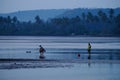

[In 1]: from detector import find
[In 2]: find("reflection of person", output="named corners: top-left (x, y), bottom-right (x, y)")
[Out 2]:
top-left (39, 45), bottom-right (46, 58)
top-left (88, 59), bottom-right (91, 67)
top-left (88, 43), bottom-right (91, 59)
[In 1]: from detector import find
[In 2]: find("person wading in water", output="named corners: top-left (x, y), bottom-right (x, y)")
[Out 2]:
top-left (39, 45), bottom-right (46, 59)
top-left (88, 43), bottom-right (91, 59)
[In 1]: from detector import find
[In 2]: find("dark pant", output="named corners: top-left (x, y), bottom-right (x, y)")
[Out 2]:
top-left (88, 50), bottom-right (91, 59)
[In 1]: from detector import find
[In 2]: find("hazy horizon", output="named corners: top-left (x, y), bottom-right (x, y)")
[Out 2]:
top-left (1, 7), bottom-right (120, 14)
top-left (0, 0), bottom-right (120, 13)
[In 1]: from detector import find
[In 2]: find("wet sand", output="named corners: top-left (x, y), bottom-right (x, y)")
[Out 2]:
top-left (0, 59), bottom-right (120, 80)
top-left (0, 59), bottom-right (120, 69)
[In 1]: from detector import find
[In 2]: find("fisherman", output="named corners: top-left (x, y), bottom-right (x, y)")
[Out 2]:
top-left (39, 45), bottom-right (46, 58)
top-left (88, 43), bottom-right (91, 59)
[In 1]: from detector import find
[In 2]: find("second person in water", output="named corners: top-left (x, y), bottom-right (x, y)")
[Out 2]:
top-left (39, 45), bottom-right (46, 58)
top-left (88, 43), bottom-right (91, 59)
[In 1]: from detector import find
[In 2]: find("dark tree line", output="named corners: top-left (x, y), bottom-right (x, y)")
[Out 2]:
top-left (0, 9), bottom-right (120, 36)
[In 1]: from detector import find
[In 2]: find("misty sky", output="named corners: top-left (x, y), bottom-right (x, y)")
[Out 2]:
top-left (0, 0), bottom-right (120, 13)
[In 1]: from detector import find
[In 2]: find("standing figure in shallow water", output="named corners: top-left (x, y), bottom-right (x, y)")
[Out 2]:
top-left (88, 43), bottom-right (91, 59)
top-left (39, 45), bottom-right (46, 59)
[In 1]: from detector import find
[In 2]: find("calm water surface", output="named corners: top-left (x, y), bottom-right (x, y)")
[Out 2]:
top-left (0, 63), bottom-right (120, 80)
top-left (0, 36), bottom-right (120, 80)
top-left (0, 36), bottom-right (120, 60)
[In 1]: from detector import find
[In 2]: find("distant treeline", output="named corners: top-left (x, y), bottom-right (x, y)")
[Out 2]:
top-left (0, 9), bottom-right (120, 36)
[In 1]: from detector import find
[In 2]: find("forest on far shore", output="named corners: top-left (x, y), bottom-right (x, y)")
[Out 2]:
top-left (0, 9), bottom-right (120, 36)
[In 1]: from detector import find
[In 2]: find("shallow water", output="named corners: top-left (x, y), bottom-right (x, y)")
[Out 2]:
top-left (0, 63), bottom-right (120, 80)
top-left (0, 36), bottom-right (120, 80)
top-left (0, 36), bottom-right (120, 60)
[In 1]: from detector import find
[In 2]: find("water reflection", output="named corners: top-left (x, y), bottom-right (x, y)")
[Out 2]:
top-left (88, 60), bottom-right (91, 67)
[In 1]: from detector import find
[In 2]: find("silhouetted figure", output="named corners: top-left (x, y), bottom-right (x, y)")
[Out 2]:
top-left (77, 53), bottom-right (80, 57)
top-left (88, 43), bottom-right (91, 59)
top-left (39, 45), bottom-right (46, 59)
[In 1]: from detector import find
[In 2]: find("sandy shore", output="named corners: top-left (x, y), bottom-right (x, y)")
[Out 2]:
top-left (0, 59), bottom-right (120, 69)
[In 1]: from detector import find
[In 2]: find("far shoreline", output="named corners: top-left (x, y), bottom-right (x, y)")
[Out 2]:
top-left (0, 35), bottom-right (120, 37)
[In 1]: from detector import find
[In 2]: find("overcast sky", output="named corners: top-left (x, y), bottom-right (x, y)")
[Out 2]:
top-left (0, 0), bottom-right (120, 13)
